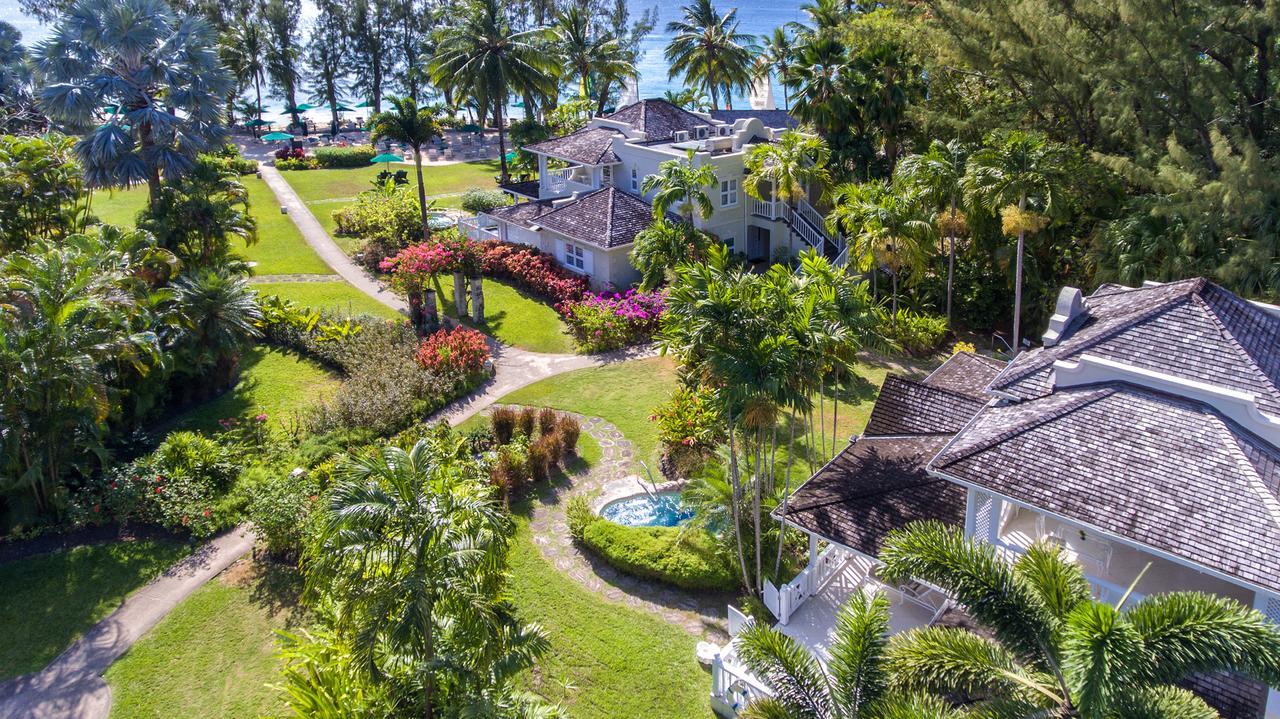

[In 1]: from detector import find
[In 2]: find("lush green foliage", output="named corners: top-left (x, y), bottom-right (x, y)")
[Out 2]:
top-left (459, 188), bottom-right (509, 214)
top-left (313, 146), bottom-right (377, 168)
top-left (879, 309), bottom-right (948, 358)
top-left (578, 518), bottom-right (736, 591)
top-left (664, 0), bottom-right (756, 112)
top-left (244, 466), bottom-right (319, 558)
top-left (332, 182), bottom-right (427, 267)
top-left (561, 288), bottom-right (665, 353)
top-left (628, 219), bottom-right (715, 291)
top-left (651, 385), bottom-right (725, 474)
top-left (0, 134), bottom-right (88, 252)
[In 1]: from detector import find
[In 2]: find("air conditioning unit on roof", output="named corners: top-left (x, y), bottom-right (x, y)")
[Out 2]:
top-left (673, 130), bottom-right (690, 142)
top-left (694, 126), bottom-right (709, 139)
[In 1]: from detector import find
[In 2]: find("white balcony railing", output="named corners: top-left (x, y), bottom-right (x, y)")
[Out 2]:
top-left (542, 167), bottom-right (597, 197)
top-left (751, 197), bottom-right (780, 219)
top-left (458, 214), bottom-right (499, 242)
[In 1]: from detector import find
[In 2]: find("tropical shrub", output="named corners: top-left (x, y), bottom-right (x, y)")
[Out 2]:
top-left (880, 309), bottom-right (948, 357)
top-left (245, 467), bottom-right (319, 559)
top-left (274, 156), bottom-right (317, 171)
top-left (565, 495), bottom-right (593, 541)
top-left (0, 133), bottom-right (88, 253)
top-left (517, 407), bottom-right (537, 438)
top-left (476, 239), bottom-right (589, 305)
top-left (526, 437), bottom-right (552, 483)
top-left (490, 407), bottom-right (517, 444)
top-left (651, 386), bottom-right (725, 476)
top-left (332, 185), bottom-right (425, 267)
top-left (556, 415), bottom-right (580, 455)
top-left (459, 188), bottom-right (508, 214)
top-left (538, 408), bottom-right (558, 436)
top-left (314, 146), bottom-right (377, 168)
top-left (578, 520), bottom-right (736, 591)
top-left (561, 288), bottom-right (665, 352)
top-left (275, 146), bottom-right (306, 161)
top-left (950, 340), bottom-right (977, 355)
top-left (414, 326), bottom-right (490, 380)
top-left (485, 407), bottom-right (580, 499)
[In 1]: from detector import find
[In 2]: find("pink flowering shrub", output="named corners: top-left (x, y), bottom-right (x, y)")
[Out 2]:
top-left (416, 326), bottom-right (491, 379)
top-left (380, 242), bottom-right (461, 293)
top-left (649, 386), bottom-right (726, 476)
top-left (476, 240), bottom-right (590, 305)
top-left (561, 288), bottom-right (665, 352)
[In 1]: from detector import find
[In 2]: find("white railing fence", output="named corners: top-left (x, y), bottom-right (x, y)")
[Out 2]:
top-left (752, 197), bottom-right (780, 219)
top-left (711, 649), bottom-right (771, 718)
top-left (458, 215), bottom-right (499, 242)
top-left (542, 167), bottom-right (596, 196)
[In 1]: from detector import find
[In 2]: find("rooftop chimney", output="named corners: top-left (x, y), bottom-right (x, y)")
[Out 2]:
top-left (1043, 287), bottom-right (1088, 347)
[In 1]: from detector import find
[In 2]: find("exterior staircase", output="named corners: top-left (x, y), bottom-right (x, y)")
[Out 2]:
top-left (783, 199), bottom-right (847, 264)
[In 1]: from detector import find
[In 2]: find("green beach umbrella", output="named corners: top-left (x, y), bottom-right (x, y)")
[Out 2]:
top-left (333, 103), bottom-right (354, 112)
top-left (262, 131), bottom-right (294, 141)
top-left (370, 152), bottom-right (402, 165)
top-left (355, 100), bottom-right (373, 108)
top-left (504, 151), bottom-right (517, 162)
top-left (100, 104), bottom-right (120, 113)
top-left (459, 123), bottom-right (483, 133)
top-left (245, 118), bottom-right (271, 128)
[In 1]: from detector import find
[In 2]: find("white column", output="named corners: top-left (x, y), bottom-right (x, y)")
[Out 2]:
top-left (963, 489), bottom-right (978, 539)
top-left (537, 154), bottom-right (548, 198)
top-left (808, 533), bottom-right (819, 567)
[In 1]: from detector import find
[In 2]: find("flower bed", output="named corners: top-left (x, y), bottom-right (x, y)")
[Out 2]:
top-left (561, 289), bottom-right (665, 353)
top-left (416, 325), bottom-right (490, 377)
top-left (475, 239), bottom-right (589, 306)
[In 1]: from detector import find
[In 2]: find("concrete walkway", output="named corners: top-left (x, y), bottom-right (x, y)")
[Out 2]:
top-left (257, 162), bottom-right (656, 428)
top-left (0, 526), bottom-right (256, 719)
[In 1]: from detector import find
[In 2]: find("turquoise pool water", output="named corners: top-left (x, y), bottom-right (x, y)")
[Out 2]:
top-left (599, 491), bottom-right (694, 527)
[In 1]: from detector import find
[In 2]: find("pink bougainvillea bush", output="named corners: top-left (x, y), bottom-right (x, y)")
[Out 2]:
top-left (475, 239), bottom-right (590, 305)
top-left (561, 288), bottom-right (665, 353)
top-left (379, 242), bottom-right (461, 293)
top-left (416, 325), bottom-right (491, 379)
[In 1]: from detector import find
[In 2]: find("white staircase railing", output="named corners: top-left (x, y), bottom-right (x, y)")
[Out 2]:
top-left (751, 197), bottom-right (780, 219)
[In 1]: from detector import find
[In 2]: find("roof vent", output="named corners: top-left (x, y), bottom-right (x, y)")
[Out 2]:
top-left (1043, 287), bottom-right (1087, 347)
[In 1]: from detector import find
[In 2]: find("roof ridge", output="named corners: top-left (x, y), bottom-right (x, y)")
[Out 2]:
top-left (1190, 290), bottom-right (1280, 400)
top-left (1218, 417), bottom-right (1280, 532)
top-left (936, 387), bottom-right (1115, 466)
top-left (995, 286), bottom-right (1198, 388)
top-left (892, 373), bottom-right (987, 405)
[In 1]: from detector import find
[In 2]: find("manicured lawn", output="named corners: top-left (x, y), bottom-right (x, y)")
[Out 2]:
top-left (440, 278), bottom-right (574, 354)
top-left (176, 346), bottom-right (340, 432)
top-left (0, 540), bottom-right (189, 680)
top-left (253, 281), bottom-right (404, 321)
top-left (86, 178), bottom-right (333, 277)
top-left (508, 512), bottom-right (711, 718)
top-left (241, 176), bottom-right (333, 276)
top-left (105, 560), bottom-right (305, 719)
top-left (502, 357), bottom-right (679, 471)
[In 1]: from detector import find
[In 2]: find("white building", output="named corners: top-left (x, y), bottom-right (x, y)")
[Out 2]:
top-left (712, 278), bottom-right (1280, 719)
top-left (459, 99), bottom-right (843, 291)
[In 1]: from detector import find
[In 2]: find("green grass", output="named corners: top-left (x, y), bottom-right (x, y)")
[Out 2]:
top-left (252, 281), bottom-right (404, 321)
top-left (86, 178), bottom-right (334, 277)
top-left (0, 540), bottom-right (189, 680)
top-left (105, 560), bottom-right (305, 719)
top-left (241, 176), bottom-right (333, 276)
top-left (508, 511), bottom-right (711, 718)
top-left (502, 357), bottom-right (679, 470)
top-left (176, 346), bottom-right (339, 432)
top-left (280, 160), bottom-right (502, 245)
top-left (440, 278), bottom-right (574, 354)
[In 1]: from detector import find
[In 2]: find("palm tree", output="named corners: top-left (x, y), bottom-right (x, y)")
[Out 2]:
top-left (783, 34), bottom-right (856, 141)
top-left (35, 0), bottom-right (233, 207)
top-left (368, 97), bottom-right (443, 243)
top-left (551, 5), bottom-right (636, 113)
top-left (309, 437), bottom-right (513, 719)
top-left (429, 0), bottom-right (557, 183)
top-left (630, 219), bottom-right (715, 290)
top-left (896, 139), bottom-right (973, 327)
top-left (173, 270), bottom-right (262, 391)
top-left (736, 590), bottom-right (961, 719)
top-left (663, 88), bottom-right (711, 112)
top-left (878, 521), bottom-right (1280, 717)
top-left (664, 0), bottom-right (757, 111)
top-left (744, 130), bottom-right (832, 257)
top-left (760, 27), bottom-right (794, 111)
top-left (827, 180), bottom-right (932, 319)
top-left (263, 0), bottom-right (304, 132)
top-left (221, 23), bottom-right (268, 128)
top-left (966, 130), bottom-right (1063, 354)
top-left (641, 150), bottom-right (717, 224)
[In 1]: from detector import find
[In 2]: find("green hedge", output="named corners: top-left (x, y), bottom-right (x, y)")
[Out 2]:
top-left (880, 309), bottom-right (949, 357)
top-left (314, 146), bottom-right (377, 168)
top-left (579, 518), bottom-right (737, 591)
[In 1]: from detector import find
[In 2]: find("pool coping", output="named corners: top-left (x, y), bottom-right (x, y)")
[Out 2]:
top-left (592, 476), bottom-right (686, 515)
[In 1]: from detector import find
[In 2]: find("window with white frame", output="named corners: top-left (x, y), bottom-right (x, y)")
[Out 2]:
top-left (720, 178), bottom-right (739, 208)
top-left (565, 243), bottom-right (586, 271)
top-left (631, 166), bottom-right (639, 191)
top-left (722, 235), bottom-right (736, 253)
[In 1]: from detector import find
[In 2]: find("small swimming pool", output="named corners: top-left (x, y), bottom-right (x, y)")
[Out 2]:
top-left (599, 491), bottom-right (694, 527)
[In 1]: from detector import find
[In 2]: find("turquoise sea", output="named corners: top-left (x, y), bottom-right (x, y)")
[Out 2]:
top-left (2, 0), bottom-right (807, 109)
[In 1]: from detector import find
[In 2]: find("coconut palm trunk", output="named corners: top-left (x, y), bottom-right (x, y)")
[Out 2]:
top-left (414, 146), bottom-right (430, 242)
top-left (946, 196), bottom-right (956, 326)
top-left (1013, 193), bottom-right (1026, 355)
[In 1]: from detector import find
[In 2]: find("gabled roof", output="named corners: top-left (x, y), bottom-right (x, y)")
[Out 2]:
top-left (777, 436), bottom-right (966, 558)
top-left (863, 375), bottom-right (986, 437)
top-left (603, 99), bottom-right (709, 141)
top-left (931, 383), bottom-right (1280, 593)
top-left (991, 279), bottom-right (1280, 415)
top-left (524, 127), bottom-right (621, 166)
top-left (488, 199), bottom-right (555, 229)
top-left (534, 187), bottom-right (658, 249)
top-left (925, 351), bottom-right (1005, 399)
top-left (709, 109), bottom-right (798, 130)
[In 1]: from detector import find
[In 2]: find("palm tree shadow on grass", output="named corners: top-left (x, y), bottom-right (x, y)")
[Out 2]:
top-left (244, 558), bottom-right (309, 629)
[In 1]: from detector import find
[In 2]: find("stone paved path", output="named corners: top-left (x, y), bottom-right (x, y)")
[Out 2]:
top-left (495, 406), bottom-right (730, 641)
top-left (0, 526), bottom-right (256, 719)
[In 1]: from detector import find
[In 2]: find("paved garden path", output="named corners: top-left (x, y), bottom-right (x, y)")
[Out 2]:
top-left (258, 163), bottom-right (656, 429)
top-left (0, 526), bottom-right (256, 719)
top-left (486, 406), bottom-right (730, 641)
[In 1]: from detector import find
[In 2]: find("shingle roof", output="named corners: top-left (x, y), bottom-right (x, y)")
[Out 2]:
top-left (488, 199), bottom-right (555, 229)
top-left (991, 279), bottom-right (1280, 415)
top-left (498, 179), bottom-right (540, 199)
top-left (534, 187), bottom-right (658, 249)
top-left (709, 109), bottom-right (799, 130)
top-left (524, 127), bottom-right (621, 166)
top-left (778, 436), bottom-right (967, 558)
top-left (924, 351), bottom-right (1005, 400)
top-left (1183, 673), bottom-right (1269, 719)
top-left (603, 99), bottom-right (710, 141)
top-left (863, 375), bottom-right (986, 437)
top-left (932, 383), bottom-right (1280, 593)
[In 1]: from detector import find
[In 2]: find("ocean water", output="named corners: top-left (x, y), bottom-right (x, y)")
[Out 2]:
top-left (2, 0), bottom-right (806, 111)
